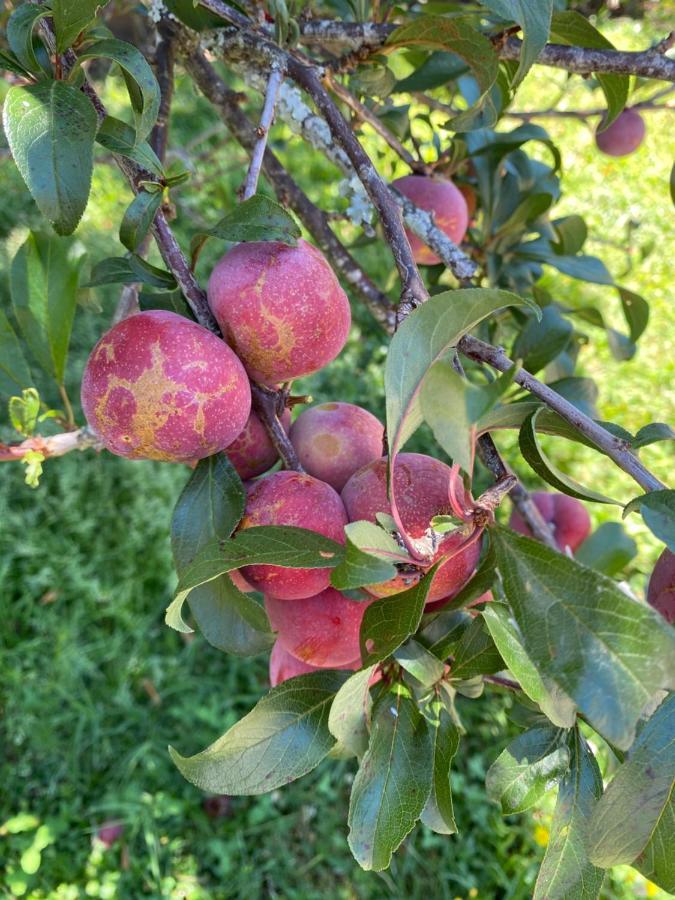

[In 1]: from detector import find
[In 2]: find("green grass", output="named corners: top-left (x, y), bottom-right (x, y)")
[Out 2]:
top-left (1, 12), bottom-right (673, 899)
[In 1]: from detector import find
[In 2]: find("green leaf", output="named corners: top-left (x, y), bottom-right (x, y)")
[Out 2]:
top-left (119, 190), bottom-right (163, 252)
top-left (477, 0), bottom-right (553, 86)
top-left (394, 639), bottom-right (446, 686)
top-left (10, 231), bottom-right (86, 383)
top-left (166, 527), bottom-right (344, 632)
top-left (421, 707), bottom-right (460, 834)
top-left (0, 48), bottom-right (34, 78)
top-left (96, 116), bottom-right (165, 177)
top-left (170, 671), bottom-right (348, 794)
top-left (9, 388), bottom-right (41, 436)
top-left (451, 616), bottom-right (504, 680)
top-left (486, 725), bottom-right (569, 814)
top-left (588, 694), bottom-right (674, 875)
top-left (482, 602), bottom-right (577, 728)
top-left (421, 362), bottom-right (516, 475)
top-left (84, 256), bottom-right (176, 289)
top-left (385, 288), bottom-right (536, 459)
top-left (188, 576), bottom-right (273, 656)
top-left (547, 376), bottom-right (599, 420)
top-left (190, 195), bottom-right (301, 262)
top-left (519, 408), bottom-right (620, 505)
top-left (328, 665), bottom-right (376, 758)
top-left (534, 729), bottom-right (605, 900)
top-left (632, 423), bottom-right (675, 450)
top-left (395, 51), bottom-right (467, 93)
top-left (419, 609), bottom-right (473, 661)
top-left (386, 18), bottom-right (500, 130)
top-left (552, 215), bottom-right (588, 256)
top-left (493, 528), bottom-right (675, 750)
top-left (634, 795), bottom-right (675, 893)
top-left (6, 4), bottom-right (50, 75)
top-left (75, 38), bottom-right (160, 142)
top-left (4, 82), bottom-right (97, 235)
top-left (0, 309), bottom-right (33, 397)
top-left (512, 306), bottom-right (573, 375)
top-left (550, 12), bottom-right (627, 129)
top-left (53, 0), bottom-right (102, 51)
top-left (330, 521), bottom-right (405, 592)
top-left (575, 522), bottom-right (637, 577)
top-left (495, 192), bottom-right (554, 237)
top-left (360, 565), bottom-right (440, 666)
top-left (624, 490), bottom-right (675, 553)
top-left (171, 454), bottom-right (246, 572)
top-left (348, 689), bottom-right (433, 871)
top-left (617, 286), bottom-right (649, 344)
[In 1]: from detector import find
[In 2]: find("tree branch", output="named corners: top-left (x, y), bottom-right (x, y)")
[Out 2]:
top-left (459, 335), bottom-right (666, 494)
top-left (241, 65), bottom-right (284, 200)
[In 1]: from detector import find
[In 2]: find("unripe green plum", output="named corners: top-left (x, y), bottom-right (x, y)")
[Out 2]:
top-left (269, 641), bottom-right (359, 686)
top-left (289, 401), bottom-right (384, 491)
top-left (595, 109), bottom-right (645, 157)
top-left (341, 454), bottom-right (480, 604)
top-left (226, 408), bottom-right (292, 480)
top-left (647, 548), bottom-right (675, 624)
top-left (509, 491), bottom-right (591, 553)
top-left (266, 587), bottom-right (371, 666)
top-left (207, 239), bottom-right (351, 383)
top-left (238, 471), bottom-right (347, 599)
top-left (391, 175), bottom-right (469, 265)
top-left (81, 310), bottom-right (251, 462)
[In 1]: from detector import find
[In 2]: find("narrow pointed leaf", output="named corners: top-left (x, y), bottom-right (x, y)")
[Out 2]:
top-left (190, 195), bottom-right (300, 261)
top-left (96, 116), bottom-right (164, 177)
top-left (171, 671), bottom-right (348, 794)
top-left (0, 310), bottom-right (33, 397)
top-left (482, 602), bottom-right (577, 728)
top-left (519, 408), bottom-right (620, 505)
top-left (533, 729), bottom-right (605, 900)
top-left (486, 725), bottom-right (569, 814)
top-left (6, 4), bottom-right (50, 75)
top-left (119, 190), bottom-right (163, 252)
top-left (421, 708), bottom-right (460, 834)
top-left (493, 528), bottom-right (675, 750)
top-left (4, 82), bottom-right (97, 235)
top-left (348, 690), bottom-right (433, 870)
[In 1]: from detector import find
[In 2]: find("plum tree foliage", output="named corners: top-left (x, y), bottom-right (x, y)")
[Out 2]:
top-left (1, 0), bottom-right (674, 893)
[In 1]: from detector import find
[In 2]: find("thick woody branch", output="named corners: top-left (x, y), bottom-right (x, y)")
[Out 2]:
top-left (459, 335), bottom-right (666, 494)
top-left (180, 44), bottom-right (396, 330)
top-left (241, 65), bottom-right (284, 200)
top-left (293, 19), bottom-right (675, 82)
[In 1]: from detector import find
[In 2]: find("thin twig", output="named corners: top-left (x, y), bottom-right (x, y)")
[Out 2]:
top-left (459, 335), bottom-right (666, 494)
top-left (325, 71), bottom-right (429, 173)
top-left (0, 427), bottom-right (101, 461)
top-left (241, 66), bottom-right (284, 200)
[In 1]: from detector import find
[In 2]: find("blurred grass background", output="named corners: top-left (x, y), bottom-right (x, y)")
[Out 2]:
top-left (0, 10), bottom-right (673, 899)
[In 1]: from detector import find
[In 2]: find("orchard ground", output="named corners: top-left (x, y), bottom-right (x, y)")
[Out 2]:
top-left (0, 16), bottom-right (672, 900)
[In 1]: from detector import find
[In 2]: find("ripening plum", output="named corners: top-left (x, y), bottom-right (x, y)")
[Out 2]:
top-left (266, 587), bottom-right (371, 667)
top-left (595, 109), bottom-right (645, 157)
top-left (289, 402), bottom-right (384, 491)
top-left (238, 471), bottom-right (347, 599)
top-left (207, 239), bottom-right (351, 383)
top-left (457, 183), bottom-right (477, 220)
top-left (646, 548), bottom-right (675, 624)
top-left (391, 175), bottom-right (469, 265)
top-left (81, 310), bottom-right (251, 462)
top-left (341, 454), bottom-right (481, 604)
top-left (96, 822), bottom-right (124, 848)
top-left (226, 408), bottom-right (292, 480)
top-left (269, 641), bottom-right (360, 686)
top-left (509, 491), bottom-right (591, 553)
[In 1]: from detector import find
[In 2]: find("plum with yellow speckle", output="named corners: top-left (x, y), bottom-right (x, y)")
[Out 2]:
top-left (207, 239), bottom-right (351, 383)
top-left (81, 310), bottom-right (251, 462)
top-left (392, 175), bottom-right (469, 265)
top-left (289, 401), bottom-right (384, 491)
top-left (237, 470), bottom-right (348, 599)
top-left (266, 588), bottom-right (370, 667)
top-left (226, 408), bottom-right (292, 480)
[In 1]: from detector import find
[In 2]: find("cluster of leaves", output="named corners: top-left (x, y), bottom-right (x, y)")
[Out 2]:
top-left (1, 1), bottom-right (674, 896)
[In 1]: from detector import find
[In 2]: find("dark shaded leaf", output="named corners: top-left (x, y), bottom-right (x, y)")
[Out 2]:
top-left (119, 190), bottom-right (163, 252)
top-left (190, 195), bottom-right (300, 262)
top-left (53, 0), bottom-right (101, 51)
top-left (328, 665), bottom-right (376, 759)
top-left (421, 707), bottom-right (460, 834)
top-left (0, 309), bottom-right (33, 397)
top-left (188, 576), bottom-right (273, 656)
top-left (96, 116), bottom-right (165, 177)
top-left (477, 0), bottom-right (553, 86)
top-left (451, 617), bottom-right (504, 680)
top-left (512, 306), bottom-right (573, 374)
top-left (6, 4), bottom-right (50, 75)
top-left (493, 528), bottom-right (675, 750)
top-left (486, 725), bottom-right (569, 814)
top-left (348, 689), bottom-right (433, 870)
top-left (633, 423), bottom-right (675, 450)
top-left (617, 286), bottom-right (649, 344)
top-left (624, 490), bottom-right (675, 553)
top-left (575, 522), bottom-right (637, 577)
top-left (170, 671), bottom-right (348, 794)
top-left (85, 256), bottom-right (176, 289)
top-left (394, 639), bottom-right (446, 686)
